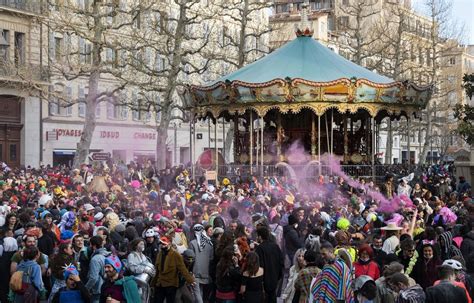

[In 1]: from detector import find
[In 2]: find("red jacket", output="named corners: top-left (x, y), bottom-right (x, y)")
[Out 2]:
top-left (353, 260), bottom-right (380, 280)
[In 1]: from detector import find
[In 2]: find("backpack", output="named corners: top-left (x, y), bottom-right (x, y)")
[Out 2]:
top-left (9, 266), bottom-right (32, 294)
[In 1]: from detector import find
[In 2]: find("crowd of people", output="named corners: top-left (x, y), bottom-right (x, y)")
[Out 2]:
top-left (0, 160), bottom-right (471, 303)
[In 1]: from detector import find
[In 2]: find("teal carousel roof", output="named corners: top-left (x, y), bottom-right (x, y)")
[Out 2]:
top-left (212, 35), bottom-right (393, 85)
top-left (184, 29), bottom-right (432, 119)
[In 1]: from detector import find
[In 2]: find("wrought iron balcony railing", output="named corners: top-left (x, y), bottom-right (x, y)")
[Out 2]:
top-left (0, 0), bottom-right (44, 15)
top-left (0, 59), bottom-right (49, 83)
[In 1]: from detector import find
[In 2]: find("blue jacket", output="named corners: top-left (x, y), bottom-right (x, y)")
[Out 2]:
top-left (17, 260), bottom-right (44, 291)
top-left (85, 248), bottom-right (110, 295)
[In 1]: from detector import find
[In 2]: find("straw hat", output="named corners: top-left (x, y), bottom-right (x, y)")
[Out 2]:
top-left (381, 222), bottom-right (402, 231)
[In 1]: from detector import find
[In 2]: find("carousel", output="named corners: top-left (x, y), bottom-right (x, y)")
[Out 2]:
top-left (184, 27), bottom-right (432, 178)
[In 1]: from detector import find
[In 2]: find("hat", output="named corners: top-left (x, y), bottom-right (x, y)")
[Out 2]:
top-left (38, 195), bottom-right (52, 207)
top-left (84, 203), bottom-right (94, 212)
top-left (114, 223), bottom-right (126, 233)
top-left (336, 218), bottom-right (351, 230)
top-left (104, 255), bottom-right (122, 273)
top-left (144, 228), bottom-right (156, 238)
top-left (94, 212), bottom-right (104, 221)
top-left (381, 222), bottom-right (402, 231)
top-left (63, 264), bottom-right (79, 280)
top-left (354, 275), bottom-right (375, 292)
top-left (443, 259), bottom-right (463, 270)
top-left (159, 236), bottom-right (170, 245)
top-left (182, 249), bottom-right (195, 259)
top-left (213, 227), bottom-right (224, 236)
top-left (60, 230), bottom-right (74, 243)
top-left (40, 210), bottom-right (52, 219)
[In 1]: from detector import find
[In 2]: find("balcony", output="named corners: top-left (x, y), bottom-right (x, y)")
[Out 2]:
top-left (0, 0), bottom-right (44, 15)
top-left (0, 59), bottom-right (49, 84)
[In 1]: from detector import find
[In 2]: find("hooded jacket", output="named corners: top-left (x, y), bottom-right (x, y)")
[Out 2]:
top-left (283, 224), bottom-right (303, 257)
top-left (461, 231), bottom-right (474, 259)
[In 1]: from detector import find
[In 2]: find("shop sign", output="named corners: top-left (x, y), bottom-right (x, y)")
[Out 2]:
top-left (133, 132), bottom-right (157, 140)
top-left (91, 152), bottom-right (111, 161)
top-left (100, 131), bottom-right (120, 139)
top-left (53, 129), bottom-right (82, 137)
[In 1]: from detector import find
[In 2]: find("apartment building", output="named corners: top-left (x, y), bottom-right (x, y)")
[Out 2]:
top-left (0, 1), bottom-right (47, 168)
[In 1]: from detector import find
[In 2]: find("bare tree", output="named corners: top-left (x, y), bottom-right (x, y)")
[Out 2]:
top-left (29, 0), bottom-right (152, 168)
top-left (416, 0), bottom-right (465, 164)
top-left (122, 0), bottom-right (222, 169)
top-left (215, 0), bottom-right (273, 162)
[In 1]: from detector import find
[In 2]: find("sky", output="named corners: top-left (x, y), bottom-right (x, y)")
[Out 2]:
top-left (412, 0), bottom-right (474, 44)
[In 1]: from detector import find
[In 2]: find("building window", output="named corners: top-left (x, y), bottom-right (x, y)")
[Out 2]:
top-left (14, 32), bottom-right (25, 66)
top-left (1, 30), bottom-right (9, 61)
top-left (79, 38), bottom-right (92, 64)
top-left (449, 57), bottom-right (456, 65)
top-left (95, 102), bottom-right (101, 118)
top-left (78, 85), bottom-right (86, 117)
top-left (54, 37), bottom-right (62, 62)
top-left (338, 16), bottom-right (349, 30)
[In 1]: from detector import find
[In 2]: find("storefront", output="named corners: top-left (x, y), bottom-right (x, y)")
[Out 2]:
top-left (43, 123), bottom-right (160, 166)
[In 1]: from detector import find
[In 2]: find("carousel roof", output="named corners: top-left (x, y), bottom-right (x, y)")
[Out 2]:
top-left (213, 35), bottom-right (394, 85)
top-left (185, 30), bottom-right (432, 119)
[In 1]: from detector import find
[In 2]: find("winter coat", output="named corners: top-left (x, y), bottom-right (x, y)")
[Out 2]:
top-left (461, 231), bottom-right (474, 259)
top-left (189, 238), bottom-right (213, 284)
top-left (283, 225), bottom-right (303, 258)
top-left (152, 248), bottom-right (194, 288)
top-left (426, 281), bottom-right (468, 303)
top-left (144, 240), bottom-right (160, 263)
top-left (255, 240), bottom-right (284, 292)
top-left (127, 251), bottom-right (155, 277)
top-left (411, 257), bottom-right (441, 290)
top-left (353, 260), bottom-right (380, 280)
top-left (84, 248), bottom-right (110, 295)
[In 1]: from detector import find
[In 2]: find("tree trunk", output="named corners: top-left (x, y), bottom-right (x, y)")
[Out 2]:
top-left (73, 71), bottom-right (100, 168)
top-left (156, 121), bottom-right (169, 169)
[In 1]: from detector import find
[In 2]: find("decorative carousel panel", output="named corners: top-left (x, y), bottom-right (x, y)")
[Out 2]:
top-left (322, 83), bottom-right (351, 102)
top-left (379, 86), bottom-right (402, 104)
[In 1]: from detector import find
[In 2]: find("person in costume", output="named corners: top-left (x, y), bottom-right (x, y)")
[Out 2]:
top-left (52, 264), bottom-right (91, 303)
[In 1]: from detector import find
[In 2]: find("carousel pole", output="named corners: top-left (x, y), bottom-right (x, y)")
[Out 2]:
top-left (325, 113), bottom-right (330, 154)
top-left (222, 117), bottom-right (225, 163)
top-left (250, 111), bottom-right (253, 175)
top-left (407, 116), bottom-right (411, 168)
top-left (311, 114), bottom-right (316, 158)
top-left (260, 116), bottom-right (264, 176)
top-left (192, 117), bottom-right (196, 181)
top-left (234, 113), bottom-right (239, 163)
top-left (331, 109), bottom-right (334, 155)
top-left (372, 116), bottom-right (376, 181)
top-left (256, 118), bottom-right (259, 172)
top-left (208, 118), bottom-right (211, 149)
top-left (190, 116), bottom-right (193, 180)
top-left (343, 114), bottom-right (348, 162)
top-left (277, 112), bottom-right (282, 161)
top-left (318, 114), bottom-right (321, 176)
top-left (215, 117), bottom-right (218, 181)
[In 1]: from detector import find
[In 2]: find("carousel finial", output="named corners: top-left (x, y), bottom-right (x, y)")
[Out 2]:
top-left (295, 0), bottom-right (314, 37)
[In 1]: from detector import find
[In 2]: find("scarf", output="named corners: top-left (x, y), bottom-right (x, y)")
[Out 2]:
top-left (194, 224), bottom-right (212, 251)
